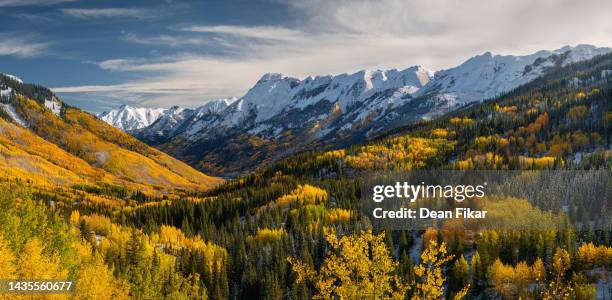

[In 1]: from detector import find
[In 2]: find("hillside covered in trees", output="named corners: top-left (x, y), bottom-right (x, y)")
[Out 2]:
top-left (0, 51), bottom-right (611, 299)
top-left (0, 74), bottom-right (222, 195)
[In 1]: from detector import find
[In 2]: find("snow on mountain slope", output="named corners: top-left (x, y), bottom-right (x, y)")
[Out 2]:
top-left (99, 104), bottom-right (169, 131)
top-left (119, 97), bottom-right (236, 145)
top-left (124, 44), bottom-right (611, 176)
top-left (215, 66), bottom-right (433, 129)
top-left (2, 73), bottom-right (22, 84)
top-left (133, 45), bottom-right (609, 143)
top-left (100, 98), bottom-right (239, 133)
top-left (44, 99), bottom-right (62, 116)
top-left (0, 103), bottom-right (27, 127)
top-left (416, 44), bottom-right (612, 105)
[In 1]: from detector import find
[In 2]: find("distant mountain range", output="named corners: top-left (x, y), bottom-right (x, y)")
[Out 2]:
top-left (98, 104), bottom-right (169, 131)
top-left (98, 45), bottom-right (612, 176)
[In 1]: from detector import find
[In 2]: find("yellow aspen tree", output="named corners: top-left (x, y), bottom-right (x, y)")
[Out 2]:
top-left (16, 239), bottom-right (66, 280)
top-left (412, 240), bottom-right (468, 300)
top-left (73, 255), bottom-right (129, 300)
top-left (69, 210), bottom-right (80, 226)
top-left (288, 229), bottom-right (407, 299)
top-left (0, 235), bottom-right (15, 279)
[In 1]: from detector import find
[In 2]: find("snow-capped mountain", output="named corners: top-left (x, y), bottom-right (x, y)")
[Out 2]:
top-left (99, 98), bottom-right (238, 132)
top-left (109, 45), bottom-right (610, 176)
top-left (134, 97), bottom-right (238, 142)
top-left (416, 44), bottom-right (612, 106)
top-left (98, 105), bottom-right (169, 131)
top-left (131, 66), bottom-right (433, 141)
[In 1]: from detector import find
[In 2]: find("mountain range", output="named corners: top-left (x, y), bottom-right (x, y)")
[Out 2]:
top-left (89, 45), bottom-right (612, 176)
top-left (98, 104), bottom-right (170, 131)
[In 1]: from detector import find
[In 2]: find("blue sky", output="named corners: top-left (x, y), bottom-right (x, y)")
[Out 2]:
top-left (1, 0), bottom-right (611, 113)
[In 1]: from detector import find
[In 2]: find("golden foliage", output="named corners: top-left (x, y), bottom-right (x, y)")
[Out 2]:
top-left (275, 184), bottom-right (328, 208)
top-left (412, 240), bottom-right (463, 299)
top-left (327, 208), bottom-right (352, 223)
top-left (73, 254), bottom-right (129, 300)
top-left (345, 137), bottom-right (454, 170)
top-left (69, 210), bottom-right (80, 226)
top-left (518, 156), bottom-right (556, 169)
top-left (495, 105), bottom-right (518, 113)
top-left (575, 91), bottom-right (587, 100)
top-left (288, 229), bottom-right (407, 299)
top-left (17, 239), bottom-right (66, 280)
top-left (482, 197), bottom-right (563, 229)
top-left (0, 118), bottom-right (107, 186)
top-left (430, 128), bottom-right (451, 139)
top-left (11, 96), bottom-right (221, 192)
top-left (541, 248), bottom-right (574, 300)
top-left (576, 242), bottom-right (612, 268)
top-left (317, 149), bottom-right (346, 161)
top-left (0, 235), bottom-right (15, 279)
top-left (247, 228), bottom-right (286, 247)
top-left (449, 117), bottom-right (474, 126)
top-left (553, 248), bottom-right (571, 278)
top-left (490, 258), bottom-right (545, 299)
top-left (156, 225), bottom-right (188, 250)
top-left (456, 152), bottom-right (504, 169)
top-left (80, 214), bottom-right (114, 236)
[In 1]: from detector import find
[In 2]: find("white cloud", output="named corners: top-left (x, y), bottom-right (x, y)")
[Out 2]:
top-left (121, 32), bottom-right (216, 48)
top-left (61, 8), bottom-right (153, 19)
top-left (55, 0), bottom-right (612, 109)
top-left (0, 0), bottom-right (75, 7)
top-left (0, 36), bottom-right (48, 57)
top-left (180, 25), bottom-right (305, 42)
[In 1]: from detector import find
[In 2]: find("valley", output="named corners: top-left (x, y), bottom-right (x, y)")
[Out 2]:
top-left (0, 47), bottom-right (611, 299)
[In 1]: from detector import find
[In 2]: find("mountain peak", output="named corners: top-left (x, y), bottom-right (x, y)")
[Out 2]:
top-left (555, 44), bottom-right (597, 52)
top-left (99, 105), bottom-right (169, 131)
top-left (257, 73), bottom-right (285, 84)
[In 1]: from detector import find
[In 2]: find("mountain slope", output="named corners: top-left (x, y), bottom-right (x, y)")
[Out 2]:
top-left (0, 74), bottom-right (222, 193)
top-left (114, 45), bottom-right (610, 176)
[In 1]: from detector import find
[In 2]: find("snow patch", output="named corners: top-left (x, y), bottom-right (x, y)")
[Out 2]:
top-left (0, 103), bottom-right (27, 127)
top-left (1, 86), bottom-right (12, 99)
top-left (44, 99), bottom-right (62, 116)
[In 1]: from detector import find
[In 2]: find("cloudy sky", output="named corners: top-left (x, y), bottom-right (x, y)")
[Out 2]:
top-left (1, 0), bottom-right (611, 113)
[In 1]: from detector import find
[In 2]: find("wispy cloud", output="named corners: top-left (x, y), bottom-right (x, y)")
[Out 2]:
top-left (0, 0), bottom-right (76, 7)
top-left (180, 25), bottom-right (304, 42)
top-left (0, 36), bottom-right (48, 58)
top-left (55, 0), bottom-right (612, 109)
top-left (121, 32), bottom-right (215, 48)
top-left (61, 8), bottom-right (154, 19)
